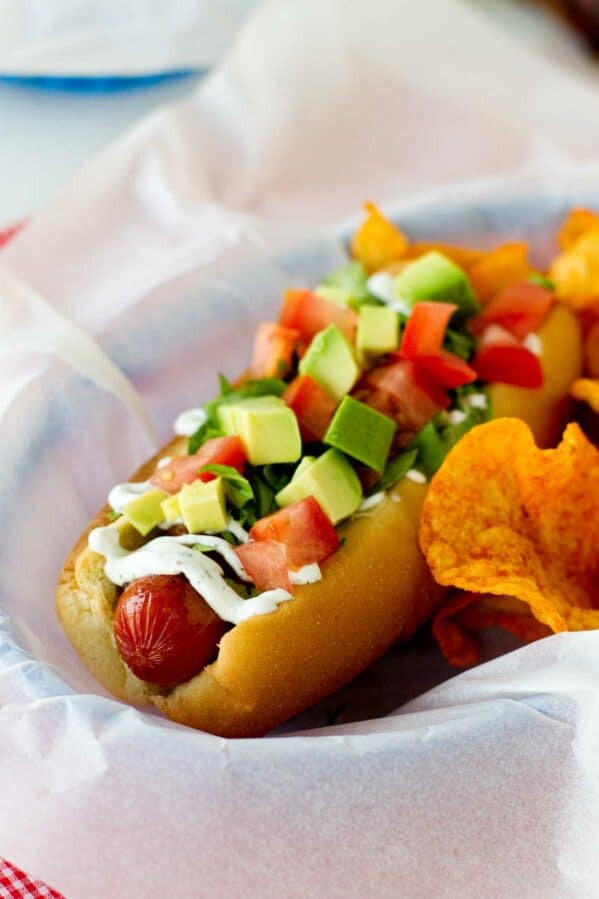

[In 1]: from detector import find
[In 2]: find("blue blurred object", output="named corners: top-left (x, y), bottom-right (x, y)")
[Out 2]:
top-left (0, 69), bottom-right (200, 93)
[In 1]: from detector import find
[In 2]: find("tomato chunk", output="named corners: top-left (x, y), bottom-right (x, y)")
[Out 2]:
top-left (470, 283), bottom-right (554, 340)
top-left (416, 352), bottom-right (477, 389)
top-left (283, 375), bottom-right (337, 441)
top-left (362, 358), bottom-right (449, 432)
top-left (250, 321), bottom-right (300, 379)
top-left (250, 497), bottom-right (340, 569)
top-left (473, 344), bottom-right (543, 388)
top-left (279, 288), bottom-right (357, 343)
top-left (399, 302), bottom-right (457, 358)
top-left (235, 540), bottom-right (291, 592)
top-left (151, 436), bottom-right (246, 494)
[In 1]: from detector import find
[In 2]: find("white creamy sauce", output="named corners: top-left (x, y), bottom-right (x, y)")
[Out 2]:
top-left (447, 409), bottom-right (467, 425)
top-left (406, 469), bottom-right (427, 484)
top-left (289, 563), bottom-right (322, 585)
top-left (466, 392), bottom-right (488, 410)
top-left (174, 407), bottom-right (208, 437)
top-left (157, 456), bottom-right (172, 469)
top-left (523, 332), bottom-right (542, 356)
top-left (89, 525), bottom-right (292, 625)
top-left (366, 272), bottom-right (412, 316)
top-left (226, 517), bottom-right (249, 544)
top-left (359, 491), bottom-right (385, 511)
top-left (108, 481), bottom-right (152, 513)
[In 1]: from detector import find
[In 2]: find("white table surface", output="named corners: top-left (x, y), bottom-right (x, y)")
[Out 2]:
top-left (0, 75), bottom-right (201, 226)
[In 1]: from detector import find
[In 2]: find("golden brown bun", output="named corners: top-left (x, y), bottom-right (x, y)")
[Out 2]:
top-left (57, 441), bottom-right (442, 735)
top-left (56, 305), bottom-right (582, 737)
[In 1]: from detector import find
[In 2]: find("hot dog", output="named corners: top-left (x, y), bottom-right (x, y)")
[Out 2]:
top-left (56, 209), bottom-right (583, 737)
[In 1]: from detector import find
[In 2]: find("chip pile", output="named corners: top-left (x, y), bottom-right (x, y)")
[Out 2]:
top-left (419, 420), bottom-right (599, 666)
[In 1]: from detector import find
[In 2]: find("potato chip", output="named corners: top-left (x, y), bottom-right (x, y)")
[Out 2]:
top-left (558, 207), bottom-right (599, 250)
top-left (433, 592), bottom-right (551, 667)
top-left (570, 378), bottom-right (599, 413)
top-left (467, 242), bottom-right (533, 304)
top-left (419, 419), bottom-right (599, 666)
top-left (550, 231), bottom-right (599, 310)
top-left (351, 202), bottom-right (409, 273)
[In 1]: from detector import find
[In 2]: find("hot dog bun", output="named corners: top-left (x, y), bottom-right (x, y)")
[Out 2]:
top-left (56, 305), bottom-right (582, 737)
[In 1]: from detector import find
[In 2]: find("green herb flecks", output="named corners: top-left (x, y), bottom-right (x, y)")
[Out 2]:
top-left (408, 385), bottom-right (492, 478)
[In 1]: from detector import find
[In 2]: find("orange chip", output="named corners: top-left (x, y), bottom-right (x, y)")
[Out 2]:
top-left (557, 207), bottom-right (599, 250)
top-left (433, 593), bottom-right (551, 667)
top-left (570, 378), bottom-right (599, 413)
top-left (467, 242), bottom-right (533, 305)
top-left (419, 419), bottom-right (599, 666)
top-left (351, 202), bottom-right (409, 273)
top-left (550, 231), bottom-right (599, 310)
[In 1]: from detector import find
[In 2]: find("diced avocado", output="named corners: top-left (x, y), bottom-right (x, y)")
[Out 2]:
top-left (179, 478), bottom-right (228, 533)
top-left (292, 455), bottom-right (316, 480)
top-left (276, 448), bottom-right (362, 524)
top-left (217, 403), bottom-right (238, 435)
top-left (324, 396), bottom-right (396, 471)
top-left (161, 492), bottom-right (182, 523)
top-left (298, 324), bottom-right (359, 402)
top-left (123, 488), bottom-right (169, 536)
top-left (218, 395), bottom-right (282, 435)
top-left (315, 284), bottom-right (353, 306)
top-left (356, 305), bottom-right (399, 363)
top-left (226, 397), bottom-right (301, 465)
top-left (393, 251), bottom-right (479, 316)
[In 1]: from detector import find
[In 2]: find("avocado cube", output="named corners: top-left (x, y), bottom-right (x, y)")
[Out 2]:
top-left (314, 284), bottom-right (353, 306)
top-left (393, 251), bottom-right (480, 316)
top-left (230, 397), bottom-right (301, 465)
top-left (161, 492), bottom-right (182, 523)
top-left (299, 324), bottom-right (359, 402)
top-left (123, 488), bottom-right (169, 536)
top-left (217, 403), bottom-right (239, 435)
top-left (292, 455), bottom-right (316, 480)
top-left (276, 448), bottom-right (362, 524)
top-left (324, 396), bottom-right (396, 471)
top-left (218, 395), bottom-right (281, 436)
top-left (218, 395), bottom-right (284, 437)
top-left (179, 478), bottom-right (228, 533)
top-left (356, 305), bottom-right (399, 363)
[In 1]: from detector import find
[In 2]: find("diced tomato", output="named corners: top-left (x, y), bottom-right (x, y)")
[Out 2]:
top-left (470, 283), bottom-right (554, 340)
top-left (249, 322), bottom-right (300, 379)
top-left (283, 375), bottom-right (337, 442)
top-left (415, 351), bottom-right (477, 389)
top-left (279, 288), bottom-right (357, 343)
top-left (150, 436), bottom-right (246, 494)
top-left (235, 540), bottom-right (291, 592)
top-left (398, 302), bottom-right (457, 358)
top-left (250, 497), bottom-right (340, 569)
top-left (473, 325), bottom-right (543, 389)
top-left (362, 358), bottom-right (449, 432)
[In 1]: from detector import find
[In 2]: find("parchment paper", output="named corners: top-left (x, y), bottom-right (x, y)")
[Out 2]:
top-left (2, 1), bottom-right (599, 896)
